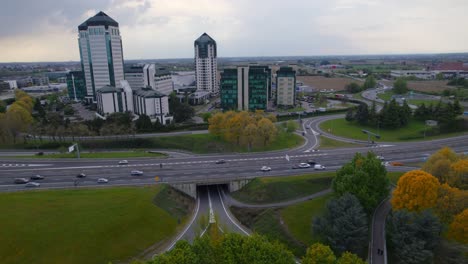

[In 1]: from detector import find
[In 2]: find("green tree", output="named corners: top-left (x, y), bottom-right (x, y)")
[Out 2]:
top-left (63, 105), bottom-right (75, 116)
top-left (285, 120), bottom-right (298, 133)
top-left (336, 252), bottom-right (366, 264)
top-left (169, 92), bottom-right (195, 123)
top-left (333, 152), bottom-right (390, 212)
top-left (387, 210), bottom-right (442, 264)
top-left (355, 103), bottom-right (369, 125)
top-left (302, 243), bottom-right (336, 264)
top-left (313, 193), bottom-right (368, 254)
top-left (257, 117), bottom-right (277, 146)
top-left (393, 78), bottom-right (408, 94)
top-left (345, 82), bottom-right (362, 93)
top-left (0, 100), bottom-right (6, 113)
top-left (362, 75), bottom-right (376, 90)
top-left (135, 114), bottom-right (153, 132)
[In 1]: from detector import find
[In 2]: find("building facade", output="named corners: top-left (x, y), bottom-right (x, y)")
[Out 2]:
top-left (66, 71), bottom-right (87, 101)
top-left (276, 67), bottom-right (296, 107)
top-left (133, 86), bottom-right (172, 125)
top-left (32, 76), bottom-right (49, 86)
top-left (78, 11), bottom-right (125, 102)
top-left (124, 64), bottom-right (173, 95)
top-left (220, 66), bottom-right (270, 111)
top-left (96, 80), bottom-right (133, 116)
top-left (194, 33), bottom-right (218, 95)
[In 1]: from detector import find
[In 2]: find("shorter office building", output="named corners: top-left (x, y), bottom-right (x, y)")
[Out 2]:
top-left (276, 67), bottom-right (296, 107)
top-left (220, 66), bottom-right (270, 111)
top-left (133, 86), bottom-right (172, 125)
top-left (66, 71), bottom-right (87, 101)
top-left (3, 80), bottom-right (17, 90)
top-left (0, 81), bottom-right (9, 92)
top-left (124, 64), bottom-right (173, 95)
top-left (96, 80), bottom-right (134, 116)
top-left (32, 76), bottom-right (49, 86)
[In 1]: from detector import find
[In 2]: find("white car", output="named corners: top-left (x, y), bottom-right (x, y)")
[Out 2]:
top-left (119, 160), bottom-right (129, 165)
top-left (131, 170), bottom-right (144, 176)
top-left (260, 166), bottom-right (271, 172)
top-left (314, 164), bottom-right (326, 170)
top-left (97, 178), bottom-right (109, 183)
top-left (298, 163), bottom-right (311, 168)
top-left (25, 182), bottom-right (40, 188)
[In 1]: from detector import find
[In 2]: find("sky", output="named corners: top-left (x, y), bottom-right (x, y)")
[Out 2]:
top-left (1, 0), bottom-right (468, 62)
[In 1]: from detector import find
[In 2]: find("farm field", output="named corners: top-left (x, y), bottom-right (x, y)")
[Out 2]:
top-left (297, 76), bottom-right (363, 92)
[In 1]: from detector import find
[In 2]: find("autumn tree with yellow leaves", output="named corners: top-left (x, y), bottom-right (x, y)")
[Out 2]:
top-left (422, 147), bottom-right (468, 188)
top-left (208, 110), bottom-right (278, 150)
top-left (391, 170), bottom-right (441, 212)
top-left (0, 89), bottom-right (34, 144)
top-left (447, 209), bottom-right (468, 244)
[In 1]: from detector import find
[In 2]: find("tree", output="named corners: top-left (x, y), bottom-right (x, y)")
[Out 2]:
top-left (435, 184), bottom-right (468, 224)
top-left (0, 100), bottom-right (6, 113)
top-left (301, 243), bottom-right (336, 264)
top-left (387, 210), bottom-right (442, 264)
top-left (362, 75), bottom-right (376, 90)
top-left (345, 82), bottom-right (361, 93)
top-left (135, 114), bottom-right (153, 132)
top-left (257, 117), bottom-right (277, 147)
top-left (391, 170), bottom-right (440, 212)
top-left (169, 92), bottom-right (195, 123)
top-left (336, 252), bottom-right (366, 264)
top-left (345, 108), bottom-right (355, 122)
top-left (208, 112), bottom-right (225, 138)
top-left (422, 147), bottom-right (462, 186)
top-left (393, 78), bottom-right (408, 94)
top-left (243, 123), bottom-right (258, 151)
top-left (333, 152), bottom-right (390, 212)
top-left (354, 103), bottom-right (369, 125)
top-left (285, 120), bottom-right (298, 133)
top-left (63, 105), bottom-right (75, 116)
top-left (447, 209), bottom-right (468, 244)
top-left (313, 193), bottom-right (368, 254)
top-left (451, 159), bottom-right (468, 189)
top-left (399, 100), bottom-right (412, 126)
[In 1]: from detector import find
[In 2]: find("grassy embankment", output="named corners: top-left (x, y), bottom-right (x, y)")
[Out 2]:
top-left (318, 136), bottom-right (360, 149)
top-left (320, 118), bottom-right (466, 142)
top-left (0, 185), bottom-right (193, 264)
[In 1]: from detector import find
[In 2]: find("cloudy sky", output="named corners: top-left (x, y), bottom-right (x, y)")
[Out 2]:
top-left (1, 0), bottom-right (467, 62)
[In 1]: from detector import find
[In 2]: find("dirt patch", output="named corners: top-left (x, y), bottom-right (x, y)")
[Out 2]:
top-left (382, 80), bottom-right (454, 94)
top-left (297, 76), bottom-right (363, 91)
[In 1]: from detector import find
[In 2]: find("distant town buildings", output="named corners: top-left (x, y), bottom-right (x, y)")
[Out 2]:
top-left (0, 81), bottom-right (9, 92)
top-left (276, 66), bottom-right (296, 107)
top-left (124, 64), bottom-right (173, 95)
top-left (78, 11), bottom-right (125, 102)
top-left (194, 33), bottom-right (218, 95)
top-left (220, 65), bottom-right (270, 111)
top-left (391, 62), bottom-right (468, 80)
top-left (2, 80), bottom-right (17, 90)
top-left (66, 71), bottom-right (87, 101)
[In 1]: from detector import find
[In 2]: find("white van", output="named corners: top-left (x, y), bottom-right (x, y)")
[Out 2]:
top-left (314, 164), bottom-right (326, 170)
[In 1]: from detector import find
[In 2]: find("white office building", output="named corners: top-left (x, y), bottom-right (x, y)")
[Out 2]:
top-left (124, 64), bottom-right (173, 95)
top-left (78, 11), bottom-right (125, 102)
top-left (194, 33), bottom-right (218, 95)
top-left (133, 87), bottom-right (173, 125)
top-left (96, 80), bottom-right (133, 116)
top-left (276, 67), bottom-right (296, 107)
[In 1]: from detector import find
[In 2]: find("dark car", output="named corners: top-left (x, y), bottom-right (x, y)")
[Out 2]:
top-left (14, 178), bottom-right (29, 184)
top-left (76, 173), bottom-right (86, 178)
top-left (307, 160), bottom-right (316, 165)
top-left (215, 159), bottom-right (226, 164)
top-left (30, 175), bottom-right (44, 180)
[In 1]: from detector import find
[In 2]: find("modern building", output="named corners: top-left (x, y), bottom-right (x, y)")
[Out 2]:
top-left (220, 66), bottom-right (270, 111)
top-left (390, 70), bottom-right (435, 80)
top-left (96, 80), bottom-right (133, 116)
top-left (66, 71), bottom-right (87, 101)
top-left (133, 86), bottom-right (172, 125)
top-left (124, 64), bottom-right (173, 95)
top-left (276, 67), bottom-right (296, 107)
top-left (3, 80), bottom-right (17, 90)
top-left (0, 81), bottom-right (9, 92)
top-left (32, 76), bottom-right (49, 86)
top-left (78, 11), bottom-right (125, 102)
top-left (194, 33), bottom-right (218, 95)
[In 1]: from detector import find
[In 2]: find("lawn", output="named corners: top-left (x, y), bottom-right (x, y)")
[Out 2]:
top-left (319, 136), bottom-right (360, 149)
top-left (320, 118), bottom-right (466, 142)
top-left (387, 171), bottom-right (406, 185)
top-left (14, 151), bottom-right (167, 159)
top-left (280, 193), bottom-right (334, 246)
top-left (377, 90), bottom-right (440, 106)
top-left (0, 186), bottom-right (192, 264)
top-left (231, 172), bottom-right (334, 204)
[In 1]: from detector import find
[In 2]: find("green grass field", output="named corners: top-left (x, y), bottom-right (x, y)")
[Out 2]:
top-left (319, 136), bottom-right (360, 149)
top-left (387, 171), bottom-right (406, 185)
top-left (377, 91), bottom-right (440, 106)
top-left (0, 186), bottom-right (192, 264)
top-left (14, 151), bottom-right (166, 159)
top-left (280, 193), bottom-right (334, 247)
top-left (320, 118), bottom-right (466, 141)
top-left (231, 173), bottom-right (334, 204)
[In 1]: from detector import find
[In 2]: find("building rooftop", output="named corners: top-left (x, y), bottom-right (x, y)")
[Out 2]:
top-left (124, 65), bottom-right (144, 73)
top-left (97, 85), bottom-right (122, 93)
top-left (194, 33), bottom-right (216, 46)
top-left (78, 11), bottom-right (119, 30)
top-left (134, 86), bottom-right (166, 98)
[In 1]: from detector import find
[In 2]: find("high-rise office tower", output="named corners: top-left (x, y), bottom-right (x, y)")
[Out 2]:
top-left (220, 66), bottom-right (270, 111)
top-left (276, 67), bottom-right (296, 106)
top-left (78, 11), bottom-right (124, 102)
top-left (194, 33), bottom-right (218, 95)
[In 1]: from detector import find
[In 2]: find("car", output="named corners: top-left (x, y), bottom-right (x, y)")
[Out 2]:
top-left (298, 163), bottom-right (311, 168)
top-left (14, 178), bottom-right (29, 184)
top-left (76, 173), bottom-right (86, 178)
top-left (307, 160), bottom-right (316, 165)
top-left (119, 160), bottom-right (129, 165)
top-left (36, 152), bottom-right (44, 156)
top-left (314, 164), bottom-right (326, 170)
top-left (215, 159), bottom-right (226, 164)
top-left (390, 162), bottom-right (404, 166)
top-left (25, 182), bottom-right (40, 187)
top-left (260, 166), bottom-right (271, 172)
top-left (30, 174), bottom-right (44, 180)
top-left (131, 170), bottom-right (144, 176)
top-left (306, 125), bottom-right (311, 129)
top-left (97, 178), bottom-right (109, 183)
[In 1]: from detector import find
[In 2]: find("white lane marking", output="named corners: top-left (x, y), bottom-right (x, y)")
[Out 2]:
top-left (304, 128), bottom-right (319, 153)
top-left (208, 188), bottom-right (215, 224)
top-left (166, 195), bottom-right (200, 252)
top-left (217, 186), bottom-right (249, 236)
